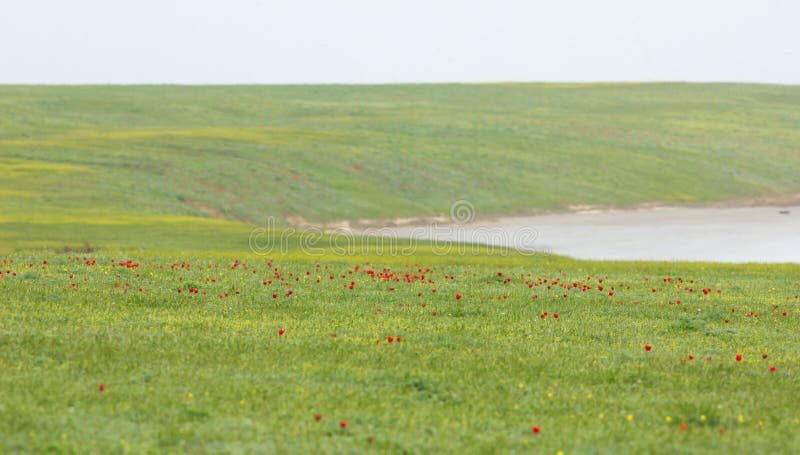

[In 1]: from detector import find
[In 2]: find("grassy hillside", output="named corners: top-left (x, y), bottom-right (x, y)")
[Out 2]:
top-left (1, 83), bottom-right (799, 252)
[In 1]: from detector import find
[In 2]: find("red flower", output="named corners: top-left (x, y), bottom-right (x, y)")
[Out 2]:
top-left (387, 337), bottom-right (394, 343)
top-left (531, 426), bottom-right (540, 434)
top-left (679, 423), bottom-right (688, 431)
top-left (98, 384), bottom-right (105, 392)
top-left (688, 354), bottom-right (694, 360)
top-left (278, 329), bottom-right (285, 336)
top-left (770, 366), bottom-right (777, 372)
top-left (315, 414), bottom-right (322, 422)
top-left (455, 293), bottom-right (462, 300)
top-left (553, 313), bottom-right (559, 319)
top-left (339, 421), bottom-right (347, 429)
top-left (735, 354), bottom-right (742, 362)
top-left (762, 353), bottom-right (768, 359)
top-left (272, 293), bottom-right (278, 298)
top-left (645, 344), bottom-right (652, 351)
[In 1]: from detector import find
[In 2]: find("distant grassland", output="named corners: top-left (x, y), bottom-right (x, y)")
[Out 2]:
top-left (1, 83), bottom-right (799, 252)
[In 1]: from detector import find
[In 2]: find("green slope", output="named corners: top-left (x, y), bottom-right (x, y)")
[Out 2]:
top-left (1, 83), bottom-right (799, 251)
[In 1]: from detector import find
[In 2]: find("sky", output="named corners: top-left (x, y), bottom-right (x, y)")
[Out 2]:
top-left (1, 0), bottom-right (798, 85)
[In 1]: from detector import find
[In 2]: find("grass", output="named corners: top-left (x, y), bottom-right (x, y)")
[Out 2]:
top-left (2, 84), bottom-right (799, 452)
top-left (1, 250), bottom-right (799, 453)
top-left (2, 83), bottom-right (800, 253)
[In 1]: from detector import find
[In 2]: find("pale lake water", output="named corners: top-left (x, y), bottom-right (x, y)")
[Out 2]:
top-left (381, 205), bottom-right (800, 263)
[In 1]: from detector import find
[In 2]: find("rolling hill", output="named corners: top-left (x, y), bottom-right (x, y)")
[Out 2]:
top-left (1, 83), bottom-right (799, 251)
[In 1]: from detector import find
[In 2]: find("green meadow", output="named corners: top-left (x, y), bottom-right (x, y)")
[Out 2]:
top-left (2, 251), bottom-right (799, 453)
top-left (2, 83), bottom-right (800, 252)
top-left (1, 84), bottom-right (799, 453)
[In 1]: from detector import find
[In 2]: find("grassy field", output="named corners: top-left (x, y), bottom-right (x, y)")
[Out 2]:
top-left (2, 249), bottom-right (799, 453)
top-left (2, 83), bottom-right (800, 252)
top-left (2, 84), bottom-right (799, 453)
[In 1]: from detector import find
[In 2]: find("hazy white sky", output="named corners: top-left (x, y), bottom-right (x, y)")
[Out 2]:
top-left (1, 0), bottom-right (798, 84)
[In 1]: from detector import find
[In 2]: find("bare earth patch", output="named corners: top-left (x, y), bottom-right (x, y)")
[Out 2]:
top-left (288, 193), bottom-right (800, 232)
top-left (185, 200), bottom-right (225, 220)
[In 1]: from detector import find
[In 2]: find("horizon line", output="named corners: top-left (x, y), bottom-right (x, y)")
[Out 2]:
top-left (1, 80), bottom-right (799, 87)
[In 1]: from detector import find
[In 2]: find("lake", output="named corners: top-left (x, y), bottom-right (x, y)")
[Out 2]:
top-left (382, 205), bottom-right (800, 263)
